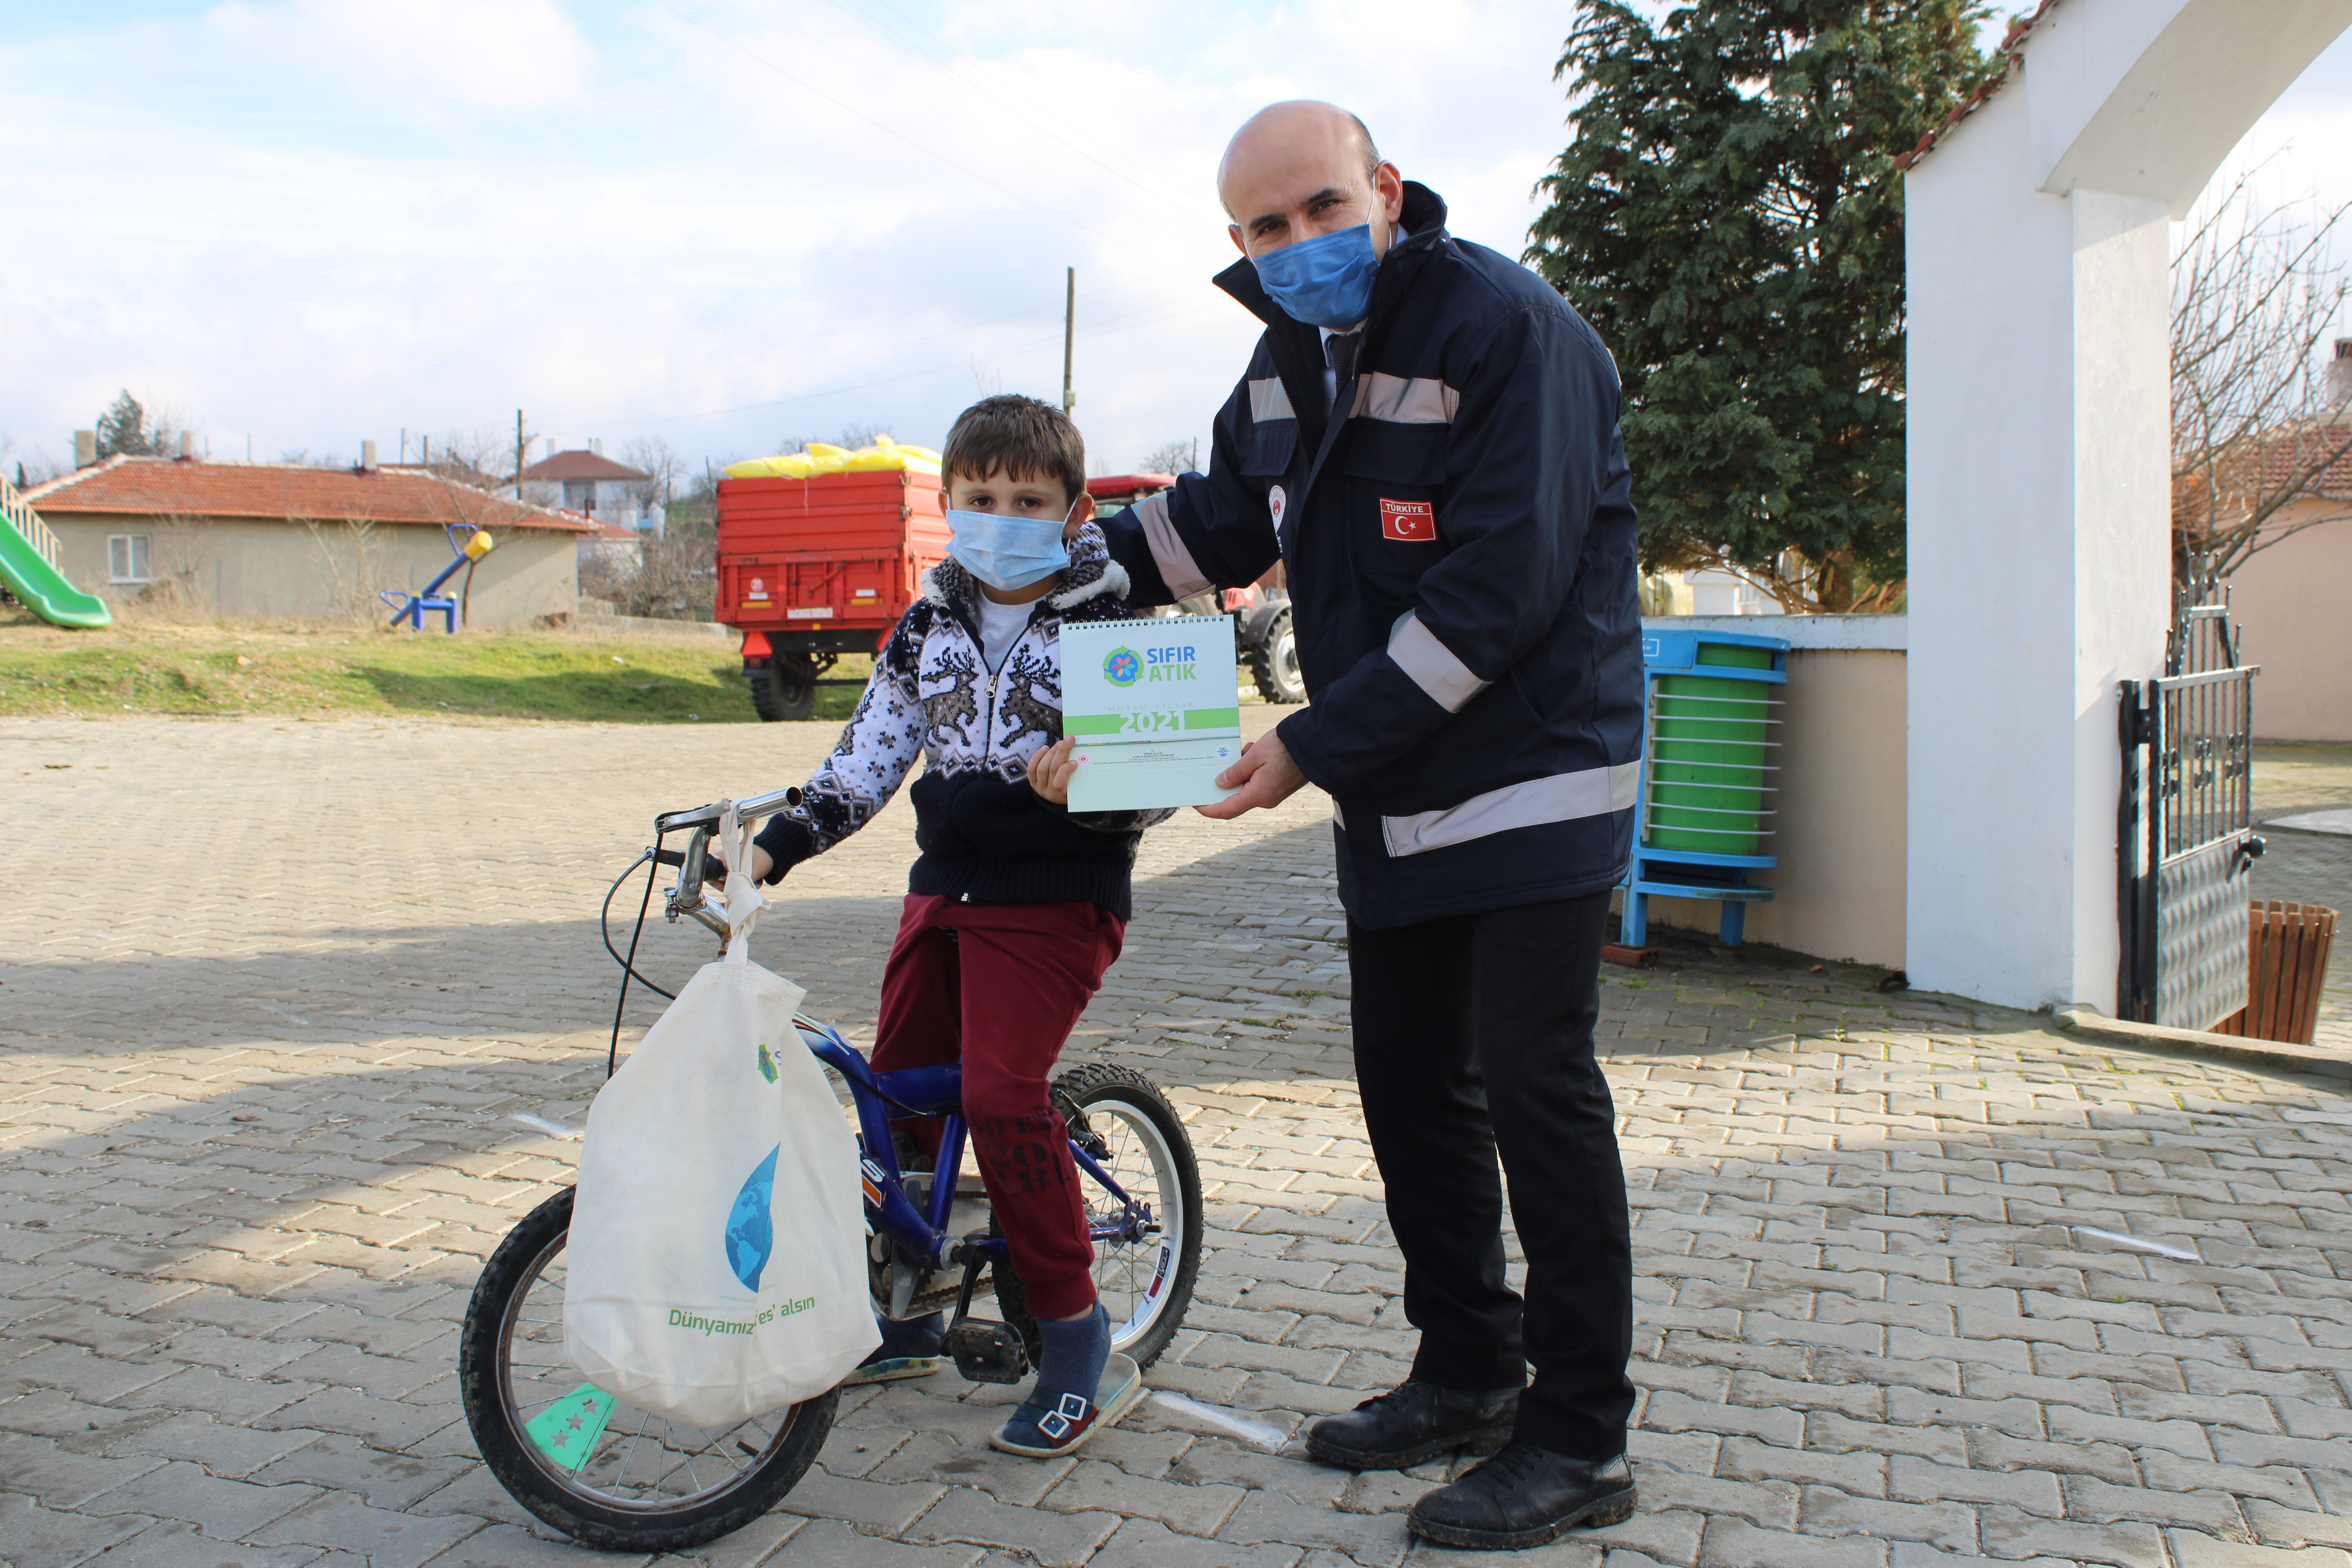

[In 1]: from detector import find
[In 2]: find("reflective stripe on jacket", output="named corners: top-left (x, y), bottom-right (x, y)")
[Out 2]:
top-left (1102, 182), bottom-right (1645, 927)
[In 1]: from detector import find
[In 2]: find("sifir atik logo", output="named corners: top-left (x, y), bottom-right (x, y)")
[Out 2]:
top-left (1103, 648), bottom-right (1142, 687)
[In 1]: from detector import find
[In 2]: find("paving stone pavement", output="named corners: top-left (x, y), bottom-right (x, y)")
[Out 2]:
top-left (4, 713), bottom-right (2351, 1568)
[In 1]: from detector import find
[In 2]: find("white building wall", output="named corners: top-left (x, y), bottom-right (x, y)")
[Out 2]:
top-left (1904, 93), bottom-right (2174, 1014)
top-left (1903, 0), bottom-right (2350, 1014)
top-left (1907, 84), bottom-right (2101, 1012)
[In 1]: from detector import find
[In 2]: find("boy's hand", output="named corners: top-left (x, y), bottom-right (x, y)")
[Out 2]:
top-left (1027, 736), bottom-right (1080, 805)
top-left (1197, 733), bottom-right (1309, 819)
top-left (709, 846), bottom-right (776, 883)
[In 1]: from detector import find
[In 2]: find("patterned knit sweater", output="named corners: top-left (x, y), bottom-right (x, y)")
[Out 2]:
top-left (753, 521), bottom-right (1175, 918)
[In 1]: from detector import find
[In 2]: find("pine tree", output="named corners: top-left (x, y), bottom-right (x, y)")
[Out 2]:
top-left (1527, 1), bottom-right (1996, 610)
top-left (96, 390), bottom-right (163, 458)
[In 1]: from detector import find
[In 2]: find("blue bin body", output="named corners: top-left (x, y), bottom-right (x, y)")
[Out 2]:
top-left (1621, 628), bottom-right (1789, 948)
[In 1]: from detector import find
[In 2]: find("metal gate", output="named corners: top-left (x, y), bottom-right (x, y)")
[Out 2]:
top-left (2118, 581), bottom-right (2263, 1030)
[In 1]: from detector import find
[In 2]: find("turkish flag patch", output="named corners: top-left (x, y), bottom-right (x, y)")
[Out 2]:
top-left (1381, 498), bottom-right (1436, 541)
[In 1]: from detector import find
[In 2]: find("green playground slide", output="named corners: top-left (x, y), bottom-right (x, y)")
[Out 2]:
top-left (1, 483), bottom-right (112, 628)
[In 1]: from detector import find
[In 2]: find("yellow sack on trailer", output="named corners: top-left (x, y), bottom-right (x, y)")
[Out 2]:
top-left (724, 436), bottom-right (940, 481)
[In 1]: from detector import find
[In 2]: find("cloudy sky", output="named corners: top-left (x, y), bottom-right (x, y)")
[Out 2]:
top-left (3, 1), bottom-right (2347, 486)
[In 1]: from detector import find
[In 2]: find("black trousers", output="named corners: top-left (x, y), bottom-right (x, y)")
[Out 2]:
top-left (1347, 891), bottom-right (1634, 1460)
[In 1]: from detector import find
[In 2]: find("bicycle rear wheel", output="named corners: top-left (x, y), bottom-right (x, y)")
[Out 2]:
top-left (458, 1187), bottom-right (837, 1553)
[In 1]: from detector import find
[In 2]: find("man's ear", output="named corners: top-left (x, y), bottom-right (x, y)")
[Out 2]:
top-left (1374, 162), bottom-right (1405, 251)
top-left (1063, 491), bottom-right (1097, 539)
top-left (1229, 223), bottom-right (1247, 256)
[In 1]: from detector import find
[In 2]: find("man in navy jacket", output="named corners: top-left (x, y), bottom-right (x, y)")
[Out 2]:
top-left (1099, 102), bottom-right (1644, 1551)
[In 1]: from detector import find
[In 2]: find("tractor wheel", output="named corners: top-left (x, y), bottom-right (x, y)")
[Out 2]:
top-left (749, 655), bottom-right (818, 722)
top-left (1247, 611), bottom-right (1306, 704)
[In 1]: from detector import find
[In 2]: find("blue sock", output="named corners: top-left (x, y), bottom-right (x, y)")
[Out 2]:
top-left (1025, 1303), bottom-right (1110, 1417)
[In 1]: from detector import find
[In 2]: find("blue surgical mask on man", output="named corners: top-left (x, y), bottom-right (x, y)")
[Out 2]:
top-left (1252, 223), bottom-right (1381, 330)
top-left (945, 503), bottom-right (1074, 592)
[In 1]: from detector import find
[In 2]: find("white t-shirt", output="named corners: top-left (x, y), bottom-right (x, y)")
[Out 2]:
top-left (975, 593), bottom-right (1034, 674)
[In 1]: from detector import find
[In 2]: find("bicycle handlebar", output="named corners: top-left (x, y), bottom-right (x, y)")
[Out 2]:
top-left (654, 786), bottom-right (802, 837)
top-left (651, 788), bottom-right (804, 938)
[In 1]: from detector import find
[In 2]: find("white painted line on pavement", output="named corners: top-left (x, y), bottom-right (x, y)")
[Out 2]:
top-left (2069, 1226), bottom-right (2197, 1260)
top-left (510, 1113), bottom-right (582, 1141)
top-left (1149, 1390), bottom-right (1289, 1451)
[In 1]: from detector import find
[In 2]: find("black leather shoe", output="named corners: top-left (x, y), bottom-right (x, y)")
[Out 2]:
top-left (1407, 1442), bottom-right (1636, 1550)
top-left (1303, 1380), bottom-right (1520, 1471)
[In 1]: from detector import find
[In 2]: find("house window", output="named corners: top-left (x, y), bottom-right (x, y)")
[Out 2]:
top-left (108, 534), bottom-right (151, 583)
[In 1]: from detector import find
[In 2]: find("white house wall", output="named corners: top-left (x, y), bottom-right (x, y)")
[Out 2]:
top-left (2230, 502), bottom-right (2352, 743)
top-left (45, 515), bottom-right (579, 628)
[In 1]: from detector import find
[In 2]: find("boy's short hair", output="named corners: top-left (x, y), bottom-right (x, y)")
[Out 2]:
top-left (940, 394), bottom-right (1087, 505)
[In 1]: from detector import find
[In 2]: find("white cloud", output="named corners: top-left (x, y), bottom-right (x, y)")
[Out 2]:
top-left (3, 1), bottom-right (2347, 481)
top-left (200, 0), bottom-right (597, 120)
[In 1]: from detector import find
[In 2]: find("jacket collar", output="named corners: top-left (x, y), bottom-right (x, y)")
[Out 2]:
top-left (919, 520), bottom-right (1129, 619)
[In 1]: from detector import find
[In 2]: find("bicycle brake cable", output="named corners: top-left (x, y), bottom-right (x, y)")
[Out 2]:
top-left (605, 837), bottom-right (672, 1078)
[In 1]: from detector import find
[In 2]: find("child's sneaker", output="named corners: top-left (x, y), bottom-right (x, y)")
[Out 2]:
top-left (991, 1352), bottom-right (1144, 1458)
top-left (842, 1312), bottom-right (945, 1386)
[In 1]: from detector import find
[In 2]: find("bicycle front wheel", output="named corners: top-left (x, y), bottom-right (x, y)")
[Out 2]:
top-left (457, 1187), bottom-right (837, 1553)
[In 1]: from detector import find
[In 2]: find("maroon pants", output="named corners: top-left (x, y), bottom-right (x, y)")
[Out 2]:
top-left (871, 894), bottom-right (1124, 1321)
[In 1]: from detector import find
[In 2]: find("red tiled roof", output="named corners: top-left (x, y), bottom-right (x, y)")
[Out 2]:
top-left (21, 456), bottom-right (592, 533)
top-left (2251, 423), bottom-right (2352, 499)
top-left (1895, 0), bottom-right (2062, 173)
top-left (521, 449), bottom-right (645, 482)
top-left (2175, 420), bottom-right (2352, 527)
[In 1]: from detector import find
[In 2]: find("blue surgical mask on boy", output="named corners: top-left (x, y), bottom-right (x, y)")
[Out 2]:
top-left (945, 504), bottom-right (1074, 592)
top-left (1251, 223), bottom-right (1381, 329)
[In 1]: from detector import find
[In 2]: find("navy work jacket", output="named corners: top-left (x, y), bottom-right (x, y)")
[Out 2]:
top-left (1100, 182), bottom-right (1645, 928)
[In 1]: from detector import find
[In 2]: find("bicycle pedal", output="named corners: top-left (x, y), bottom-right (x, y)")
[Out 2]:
top-left (943, 1319), bottom-right (1030, 1384)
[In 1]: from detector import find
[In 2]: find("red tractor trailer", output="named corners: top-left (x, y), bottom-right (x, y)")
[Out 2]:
top-left (717, 469), bottom-right (1302, 721)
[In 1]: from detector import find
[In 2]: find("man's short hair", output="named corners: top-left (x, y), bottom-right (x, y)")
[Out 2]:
top-left (1347, 112), bottom-right (1382, 187)
top-left (939, 394), bottom-right (1087, 505)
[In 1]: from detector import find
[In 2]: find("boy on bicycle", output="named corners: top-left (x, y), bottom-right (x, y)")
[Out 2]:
top-left (729, 394), bottom-right (1167, 1458)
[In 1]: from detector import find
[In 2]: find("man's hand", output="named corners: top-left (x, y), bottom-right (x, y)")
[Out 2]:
top-left (1028, 736), bottom-right (1080, 805)
top-left (1197, 733), bottom-right (1309, 819)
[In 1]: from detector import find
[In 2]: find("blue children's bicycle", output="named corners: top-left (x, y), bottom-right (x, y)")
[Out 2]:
top-left (457, 789), bottom-right (1205, 1553)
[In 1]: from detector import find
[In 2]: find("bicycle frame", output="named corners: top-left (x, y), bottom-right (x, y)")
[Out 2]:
top-left (638, 795), bottom-right (1158, 1283)
top-left (792, 1013), bottom-right (1152, 1274)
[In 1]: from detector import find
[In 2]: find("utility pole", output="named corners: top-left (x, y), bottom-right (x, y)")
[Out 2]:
top-left (1061, 267), bottom-right (1077, 414)
top-left (515, 410), bottom-right (527, 496)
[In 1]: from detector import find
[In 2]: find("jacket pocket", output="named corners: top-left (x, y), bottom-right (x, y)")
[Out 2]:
top-left (1242, 420), bottom-right (1298, 478)
top-left (1342, 427), bottom-right (1447, 584)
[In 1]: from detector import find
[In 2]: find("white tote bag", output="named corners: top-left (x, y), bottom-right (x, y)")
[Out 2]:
top-left (565, 806), bottom-right (877, 1428)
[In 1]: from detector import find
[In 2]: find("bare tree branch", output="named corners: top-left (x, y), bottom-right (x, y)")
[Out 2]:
top-left (2173, 177), bottom-right (2352, 579)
